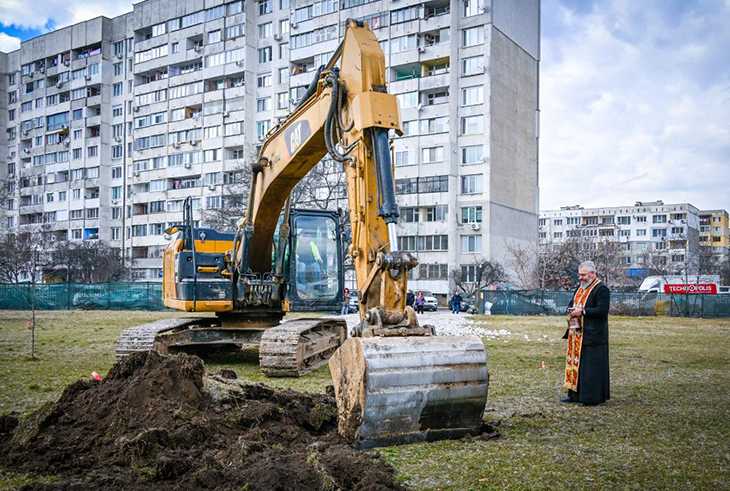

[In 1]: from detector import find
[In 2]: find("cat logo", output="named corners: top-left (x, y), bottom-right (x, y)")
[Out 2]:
top-left (284, 120), bottom-right (311, 158)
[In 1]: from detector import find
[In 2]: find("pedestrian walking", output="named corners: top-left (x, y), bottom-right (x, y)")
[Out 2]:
top-left (415, 291), bottom-right (425, 314)
top-left (341, 287), bottom-right (351, 315)
top-left (451, 291), bottom-right (462, 314)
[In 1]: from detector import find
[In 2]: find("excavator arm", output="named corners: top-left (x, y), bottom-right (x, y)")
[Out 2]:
top-left (235, 19), bottom-right (421, 334)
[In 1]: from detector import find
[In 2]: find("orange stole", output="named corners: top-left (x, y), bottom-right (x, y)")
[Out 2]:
top-left (564, 279), bottom-right (601, 391)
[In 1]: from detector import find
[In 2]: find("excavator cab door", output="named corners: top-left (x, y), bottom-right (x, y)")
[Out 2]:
top-left (285, 209), bottom-right (344, 312)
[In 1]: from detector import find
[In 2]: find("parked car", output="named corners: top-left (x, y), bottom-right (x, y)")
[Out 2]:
top-left (460, 295), bottom-right (478, 314)
top-left (417, 291), bottom-right (439, 311)
top-left (488, 295), bottom-right (546, 315)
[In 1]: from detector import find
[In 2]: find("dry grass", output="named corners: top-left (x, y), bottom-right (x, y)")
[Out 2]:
top-left (1, 311), bottom-right (729, 490)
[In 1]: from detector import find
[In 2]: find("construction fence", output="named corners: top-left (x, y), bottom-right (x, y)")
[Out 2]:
top-left (0, 282), bottom-right (167, 311)
top-left (479, 290), bottom-right (730, 318)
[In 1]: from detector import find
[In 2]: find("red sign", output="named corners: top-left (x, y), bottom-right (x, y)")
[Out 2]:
top-left (664, 284), bottom-right (718, 294)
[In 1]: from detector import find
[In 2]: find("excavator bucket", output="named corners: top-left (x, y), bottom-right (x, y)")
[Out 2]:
top-left (329, 336), bottom-right (488, 449)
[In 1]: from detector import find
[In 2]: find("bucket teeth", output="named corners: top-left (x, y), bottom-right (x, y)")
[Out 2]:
top-left (329, 336), bottom-right (489, 449)
top-left (260, 319), bottom-right (347, 377)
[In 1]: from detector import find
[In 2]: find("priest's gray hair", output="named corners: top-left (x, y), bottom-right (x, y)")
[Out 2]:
top-left (579, 261), bottom-right (596, 272)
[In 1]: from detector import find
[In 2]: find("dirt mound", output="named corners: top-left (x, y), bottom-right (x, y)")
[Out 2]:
top-left (0, 352), bottom-right (409, 491)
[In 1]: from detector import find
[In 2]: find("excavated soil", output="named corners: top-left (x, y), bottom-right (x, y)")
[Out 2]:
top-left (0, 352), bottom-right (410, 491)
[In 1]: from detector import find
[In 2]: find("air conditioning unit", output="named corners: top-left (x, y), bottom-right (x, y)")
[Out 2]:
top-left (133, 105), bottom-right (140, 112)
top-left (39, 67), bottom-right (45, 73)
top-left (236, 60), bottom-right (245, 67)
top-left (415, 103), bottom-right (423, 111)
top-left (190, 140), bottom-right (198, 146)
top-left (291, 21), bottom-right (298, 29)
top-left (56, 81), bottom-right (64, 89)
top-left (172, 142), bottom-right (180, 149)
top-left (273, 33), bottom-right (282, 41)
top-left (114, 136), bottom-right (122, 142)
top-left (63, 60), bottom-right (70, 67)
top-left (85, 74), bottom-right (92, 81)
top-left (133, 170), bottom-right (140, 177)
top-left (61, 124), bottom-right (68, 130)
top-left (63, 140), bottom-right (70, 147)
top-left (112, 199), bottom-right (120, 205)
top-left (208, 184), bottom-right (216, 191)
top-left (222, 112), bottom-right (230, 118)
top-left (193, 45), bottom-right (203, 53)
top-left (470, 223), bottom-right (481, 231)
top-left (23, 129), bottom-right (30, 136)
top-left (233, 81), bottom-right (244, 87)
top-left (417, 46), bottom-right (426, 53)
top-left (23, 148), bottom-right (31, 154)
top-left (116, 52), bottom-right (124, 59)
top-left (257, 134), bottom-right (265, 141)
top-left (184, 162), bottom-right (192, 169)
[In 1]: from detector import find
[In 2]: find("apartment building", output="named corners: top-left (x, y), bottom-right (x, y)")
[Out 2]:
top-left (539, 201), bottom-right (703, 277)
top-left (699, 209), bottom-right (730, 260)
top-left (0, 0), bottom-right (540, 293)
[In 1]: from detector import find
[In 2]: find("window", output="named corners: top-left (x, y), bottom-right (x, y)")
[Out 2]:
top-left (653, 214), bottom-right (667, 223)
top-left (259, 0), bottom-right (272, 15)
top-left (391, 5), bottom-right (420, 24)
top-left (637, 229), bottom-right (647, 236)
top-left (635, 216), bottom-right (647, 223)
top-left (59, 191), bottom-right (67, 202)
top-left (278, 67), bottom-right (289, 84)
top-left (87, 146), bottom-right (99, 158)
top-left (652, 229), bottom-right (667, 237)
top-left (257, 97), bottom-right (272, 112)
top-left (112, 146), bottom-right (123, 159)
top-left (207, 30), bottom-right (222, 44)
top-left (461, 56), bottom-right (484, 76)
top-left (618, 216), bottom-right (631, 225)
top-left (418, 175), bottom-right (449, 193)
top-left (462, 26), bottom-right (485, 47)
top-left (397, 91), bottom-right (418, 109)
top-left (461, 115), bottom-right (483, 135)
top-left (464, 0), bottom-right (484, 17)
top-left (461, 174), bottom-right (483, 194)
top-left (277, 92), bottom-right (288, 109)
top-left (134, 44), bottom-right (168, 64)
top-left (421, 146), bottom-right (443, 163)
top-left (426, 90), bottom-right (449, 106)
top-left (70, 229), bottom-right (82, 239)
top-left (619, 230), bottom-right (631, 237)
top-left (132, 225), bottom-right (147, 237)
top-left (204, 126), bottom-right (220, 139)
top-left (257, 73), bottom-right (272, 87)
top-left (462, 145), bottom-right (483, 165)
top-left (258, 22), bottom-right (272, 39)
top-left (112, 166), bottom-right (122, 179)
top-left (70, 210), bottom-right (83, 220)
top-left (424, 205), bottom-right (448, 222)
top-left (226, 24), bottom-right (245, 40)
top-left (390, 34), bottom-right (417, 53)
top-left (419, 117), bottom-right (447, 134)
top-left (461, 235), bottom-right (482, 253)
top-left (394, 149), bottom-right (415, 167)
top-left (258, 47), bottom-right (273, 63)
top-left (461, 206), bottom-right (482, 223)
top-left (206, 196), bottom-right (222, 209)
top-left (402, 207), bottom-right (419, 222)
top-left (461, 86), bottom-right (483, 106)
top-left (280, 19), bottom-right (290, 35)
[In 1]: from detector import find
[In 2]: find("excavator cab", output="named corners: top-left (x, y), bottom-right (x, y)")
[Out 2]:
top-left (285, 209), bottom-right (345, 312)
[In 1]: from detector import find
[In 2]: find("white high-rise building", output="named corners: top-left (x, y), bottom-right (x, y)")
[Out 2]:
top-left (0, 0), bottom-right (539, 296)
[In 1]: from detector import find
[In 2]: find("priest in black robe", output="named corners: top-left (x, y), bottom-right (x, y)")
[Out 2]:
top-left (562, 260), bottom-right (611, 406)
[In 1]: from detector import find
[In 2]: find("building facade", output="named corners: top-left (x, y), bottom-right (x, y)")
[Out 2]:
top-left (539, 201), bottom-right (705, 277)
top-left (1, 0), bottom-right (540, 293)
top-left (699, 209), bottom-right (730, 261)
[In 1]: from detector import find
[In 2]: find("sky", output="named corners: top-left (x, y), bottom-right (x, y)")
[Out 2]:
top-left (0, 0), bottom-right (729, 212)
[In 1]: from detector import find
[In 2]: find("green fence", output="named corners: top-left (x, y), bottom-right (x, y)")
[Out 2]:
top-left (0, 282), bottom-right (167, 311)
top-left (480, 290), bottom-right (730, 318)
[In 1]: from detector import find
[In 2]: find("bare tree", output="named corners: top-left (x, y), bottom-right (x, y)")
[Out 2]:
top-left (52, 241), bottom-right (128, 283)
top-left (450, 257), bottom-right (507, 297)
top-left (0, 224), bottom-right (63, 357)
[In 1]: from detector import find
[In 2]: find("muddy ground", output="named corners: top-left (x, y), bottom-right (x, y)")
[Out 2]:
top-left (0, 352), bottom-right (409, 491)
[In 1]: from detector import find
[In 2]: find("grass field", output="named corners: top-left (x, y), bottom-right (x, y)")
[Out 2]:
top-left (1, 310), bottom-right (729, 490)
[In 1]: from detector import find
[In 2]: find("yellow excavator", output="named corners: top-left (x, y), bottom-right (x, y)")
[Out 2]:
top-left (117, 20), bottom-right (488, 448)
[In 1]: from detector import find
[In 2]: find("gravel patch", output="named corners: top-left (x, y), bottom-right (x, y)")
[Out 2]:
top-left (337, 311), bottom-right (511, 339)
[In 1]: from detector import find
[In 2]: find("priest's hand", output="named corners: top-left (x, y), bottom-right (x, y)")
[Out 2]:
top-left (569, 305), bottom-right (583, 318)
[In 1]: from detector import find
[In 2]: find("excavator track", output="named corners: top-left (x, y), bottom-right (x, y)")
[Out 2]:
top-left (259, 318), bottom-right (347, 377)
top-left (116, 318), bottom-right (211, 358)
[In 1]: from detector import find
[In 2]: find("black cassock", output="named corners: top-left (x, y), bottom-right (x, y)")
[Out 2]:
top-left (563, 282), bottom-right (611, 404)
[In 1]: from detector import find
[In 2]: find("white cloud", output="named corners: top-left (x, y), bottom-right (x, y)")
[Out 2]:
top-left (0, 0), bottom-right (133, 31)
top-left (0, 32), bottom-right (21, 52)
top-left (540, 0), bottom-right (730, 213)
